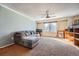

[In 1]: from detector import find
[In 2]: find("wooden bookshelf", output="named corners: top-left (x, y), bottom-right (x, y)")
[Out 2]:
top-left (64, 15), bottom-right (79, 46)
top-left (72, 15), bottom-right (79, 45)
top-left (73, 27), bottom-right (79, 45)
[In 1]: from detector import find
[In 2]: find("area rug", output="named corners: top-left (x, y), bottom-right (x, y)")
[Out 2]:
top-left (27, 37), bottom-right (79, 56)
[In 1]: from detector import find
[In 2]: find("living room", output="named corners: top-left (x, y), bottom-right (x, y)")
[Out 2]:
top-left (0, 3), bottom-right (79, 56)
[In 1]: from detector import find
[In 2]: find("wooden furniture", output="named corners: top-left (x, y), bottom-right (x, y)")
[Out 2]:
top-left (73, 25), bottom-right (79, 45)
top-left (72, 15), bottom-right (79, 45)
top-left (57, 30), bottom-right (65, 38)
top-left (64, 15), bottom-right (79, 45)
top-left (64, 31), bottom-right (74, 42)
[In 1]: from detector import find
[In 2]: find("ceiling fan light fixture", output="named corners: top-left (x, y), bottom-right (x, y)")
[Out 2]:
top-left (46, 14), bottom-right (50, 18)
top-left (45, 10), bottom-right (50, 18)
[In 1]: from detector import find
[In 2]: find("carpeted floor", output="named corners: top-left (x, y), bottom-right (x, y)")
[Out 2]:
top-left (27, 37), bottom-right (79, 56)
top-left (0, 37), bottom-right (79, 56)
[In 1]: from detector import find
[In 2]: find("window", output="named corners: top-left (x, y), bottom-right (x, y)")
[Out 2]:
top-left (44, 23), bottom-right (49, 32)
top-left (50, 23), bottom-right (57, 32)
top-left (44, 22), bottom-right (57, 32)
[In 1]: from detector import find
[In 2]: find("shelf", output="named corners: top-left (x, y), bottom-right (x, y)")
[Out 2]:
top-left (65, 31), bottom-right (74, 34)
top-left (69, 32), bottom-right (74, 33)
top-left (75, 38), bottom-right (79, 41)
top-left (73, 25), bottom-right (79, 28)
top-left (74, 33), bottom-right (79, 34)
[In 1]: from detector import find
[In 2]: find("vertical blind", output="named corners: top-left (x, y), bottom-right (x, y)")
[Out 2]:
top-left (44, 22), bottom-right (57, 32)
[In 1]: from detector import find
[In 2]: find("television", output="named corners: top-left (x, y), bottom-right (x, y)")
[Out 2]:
top-left (36, 29), bottom-right (42, 33)
top-left (68, 28), bottom-right (73, 32)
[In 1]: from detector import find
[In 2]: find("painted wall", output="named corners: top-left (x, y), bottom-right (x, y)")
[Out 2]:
top-left (0, 5), bottom-right (36, 47)
top-left (57, 20), bottom-right (68, 30)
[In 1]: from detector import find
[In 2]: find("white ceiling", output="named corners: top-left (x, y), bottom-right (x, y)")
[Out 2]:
top-left (1, 3), bottom-right (79, 21)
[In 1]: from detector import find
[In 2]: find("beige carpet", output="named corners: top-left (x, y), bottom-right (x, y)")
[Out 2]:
top-left (26, 37), bottom-right (79, 56)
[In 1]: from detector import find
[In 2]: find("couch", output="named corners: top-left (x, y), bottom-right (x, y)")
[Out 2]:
top-left (13, 31), bottom-right (39, 48)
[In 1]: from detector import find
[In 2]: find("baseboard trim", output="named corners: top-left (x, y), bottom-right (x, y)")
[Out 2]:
top-left (0, 43), bottom-right (14, 48)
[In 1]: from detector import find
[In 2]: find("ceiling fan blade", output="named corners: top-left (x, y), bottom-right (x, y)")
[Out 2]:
top-left (40, 9), bottom-right (56, 19)
top-left (51, 15), bottom-right (56, 17)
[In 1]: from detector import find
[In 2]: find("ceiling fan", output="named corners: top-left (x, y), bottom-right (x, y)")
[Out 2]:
top-left (41, 9), bottom-right (56, 19)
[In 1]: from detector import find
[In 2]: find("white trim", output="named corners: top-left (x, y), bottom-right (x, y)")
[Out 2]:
top-left (0, 4), bottom-right (34, 21)
top-left (0, 43), bottom-right (14, 48)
